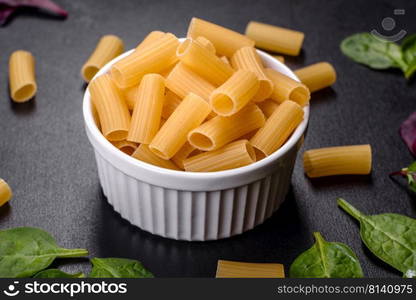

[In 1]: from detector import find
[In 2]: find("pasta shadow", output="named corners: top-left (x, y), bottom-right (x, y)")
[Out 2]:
top-left (0, 203), bottom-right (11, 220)
top-left (9, 95), bottom-right (36, 115)
top-left (307, 174), bottom-right (373, 189)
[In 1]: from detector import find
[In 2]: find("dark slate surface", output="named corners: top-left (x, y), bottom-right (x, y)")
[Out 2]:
top-left (0, 0), bottom-right (415, 277)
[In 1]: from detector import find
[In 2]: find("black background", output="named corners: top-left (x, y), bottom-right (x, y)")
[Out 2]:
top-left (0, 0), bottom-right (415, 278)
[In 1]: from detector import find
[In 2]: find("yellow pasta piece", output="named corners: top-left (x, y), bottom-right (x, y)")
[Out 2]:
top-left (123, 85), bottom-right (139, 110)
top-left (111, 33), bottom-right (179, 88)
top-left (195, 36), bottom-right (216, 54)
top-left (171, 142), bottom-right (200, 170)
top-left (176, 39), bottom-right (234, 86)
top-left (188, 104), bottom-right (265, 151)
top-left (216, 260), bottom-right (285, 278)
top-left (9, 50), bottom-right (37, 103)
top-left (112, 140), bottom-right (138, 155)
top-left (273, 55), bottom-right (285, 63)
top-left (187, 17), bottom-right (255, 57)
top-left (132, 144), bottom-right (180, 170)
top-left (184, 140), bottom-right (255, 172)
top-left (257, 99), bottom-right (279, 118)
top-left (81, 35), bottom-right (124, 82)
top-left (127, 74), bottom-right (165, 144)
top-left (162, 90), bottom-right (182, 119)
top-left (135, 31), bottom-right (165, 51)
top-left (89, 74), bottom-right (131, 141)
top-left (220, 56), bottom-right (230, 65)
top-left (265, 68), bottom-right (310, 106)
top-left (250, 100), bottom-right (303, 158)
top-left (294, 62), bottom-right (337, 93)
top-left (210, 69), bottom-right (259, 116)
top-left (303, 145), bottom-right (372, 178)
top-left (245, 21), bottom-right (304, 56)
top-left (165, 62), bottom-right (215, 101)
top-left (0, 178), bottom-right (12, 207)
top-left (149, 93), bottom-right (211, 159)
top-left (231, 46), bottom-right (273, 102)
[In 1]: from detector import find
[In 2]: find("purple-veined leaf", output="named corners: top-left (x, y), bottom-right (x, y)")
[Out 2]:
top-left (0, 0), bottom-right (67, 25)
top-left (400, 111), bottom-right (416, 156)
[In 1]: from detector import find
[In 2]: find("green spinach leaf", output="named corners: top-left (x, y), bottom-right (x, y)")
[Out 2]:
top-left (341, 33), bottom-right (407, 71)
top-left (289, 232), bottom-right (363, 278)
top-left (391, 161), bottom-right (416, 193)
top-left (401, 34), bottom-right (416, 78)
top-left (338, 198), bottom-right (416, 277)
top-left (34, 269), bottom-right (84, 278)
top-left (89, 258), bottom-right (153, 278)
top-left (0, 227), bottom-right (88, 278)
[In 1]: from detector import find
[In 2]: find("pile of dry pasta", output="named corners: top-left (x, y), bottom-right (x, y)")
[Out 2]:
top-left (6, 17), bottom-right (371, 178)
top-left (86, 18), bottom-right (322, 172)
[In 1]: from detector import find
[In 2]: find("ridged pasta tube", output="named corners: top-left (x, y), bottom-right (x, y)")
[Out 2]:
top-left (303, 145), bottom-right (372, 178)
top-left (294, 62), bottom-right (337, 93)
top-left (81, 35), bottom-right (124, 82)
top-left (9, 50), bottom-right (37, 102)
top-left (184, 140), bottom-right (255, 172)
top-left (216, 260), bottom-right (285, 278)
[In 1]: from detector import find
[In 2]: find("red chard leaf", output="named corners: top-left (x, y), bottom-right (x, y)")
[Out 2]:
top-left (0, 0), bottom-right (67, 25)
top-left (400, 111), bottom-right (416, 156)
top-left (0, 6), bottom-right (15, 25)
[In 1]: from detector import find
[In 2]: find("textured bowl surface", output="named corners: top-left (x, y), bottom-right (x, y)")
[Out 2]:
top-left (83, 40), bottom-right (309, 241)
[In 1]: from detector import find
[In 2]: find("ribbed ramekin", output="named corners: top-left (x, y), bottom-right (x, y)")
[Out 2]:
top-left (82, 42), bottom-right (309, 241)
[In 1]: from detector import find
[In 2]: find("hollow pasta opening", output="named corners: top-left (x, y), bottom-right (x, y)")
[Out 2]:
top-left (148, 145), bottom-right (169, 160)
top-left (253, 147), bottom-right (266, 161)
top-left (119, 145), bottom-right (136, 156)
top-left (211, 93), bottom-right (235, 115)
top-left (290, 86), bottom-right (310, 107)
top-left (245, 142), bottom-right (256, 162)
top-left (189, 132), bottom-right (214, 150)
top-left (106, 130), bottom-right (128, 142)
top-left (176, 39), bottom-right (192, 57)
top-left (82, 65), bottom-right (99, 82)
top-left (13, 83), bottom-right (36, 102)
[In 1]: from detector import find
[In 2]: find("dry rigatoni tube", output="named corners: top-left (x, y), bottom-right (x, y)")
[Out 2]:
top-left (112, 140), bottom-right (138, 155)
top-left (171, 142), bottom-right (200, 169)
top-left (231, 46), bottom-right (273, 102)
top-left (176, 39), bottom-right (234, 86)
top-left (111, 33), bottom-right (179, 88)
top-left (81, 35), bottom-right (124, 82)
top-left (250, 100), bottom-right (303, 158)
top-left (210, 69), bottom-right (259, 116)
top-left (127, 74), bottom-right (165, 144)
top-left (303, 145), bottom-right (372, 178)
top-left (195, 36), bottom-right (216, 54)
top-left (187, 17), bottom-right (255, 57)
top-left (165, 62), bottom-right (215, 101)
top-left (123, 85), bottom-right (139, 110)
top-left (149, 93), bottom-right (211, 159)
top-left (184, 140), bottom-right (255, 172)
top-left (216, 260), bottom-right (285, 278)
top-left (245, 21), bottom-right (304, 56)
top-left (294, 62), bottom-right (337, 93)
top-left (162, 90), bottom-right (182, 119)
top-left (135, 31), bottom-right (165, 51)
top-left (257, 99), bottom-right (279, 118)
top-left (9, 50), bottom-right (37, 103)
top-left (0, 179), bottom-right (12, 207)
top-left (132, 144), bottom-right (180, 170)
top-left (89, 74), bottom-right (131, 141)
top-left (188, 104), bottom-right (265, 151)
top-left (265, 68), bottom-right (310, 106)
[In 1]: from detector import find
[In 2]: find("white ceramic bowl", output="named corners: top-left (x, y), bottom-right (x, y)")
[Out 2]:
top-left (83, 42), bottom-right (309, 241)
